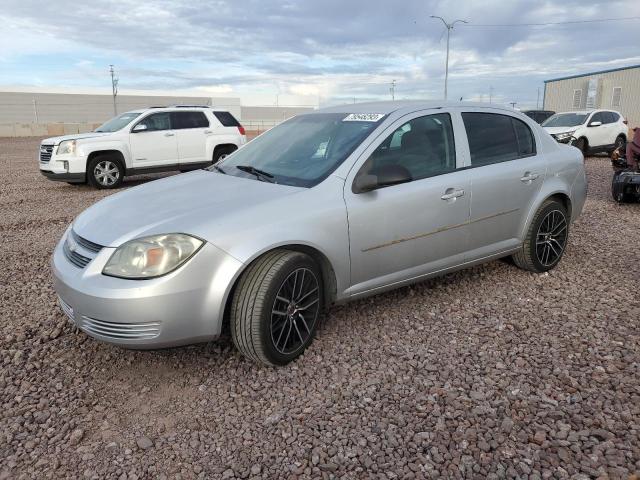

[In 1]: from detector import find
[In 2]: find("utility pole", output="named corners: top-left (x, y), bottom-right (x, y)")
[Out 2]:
top-left (536, 87), bottom-right (540, 109)
top-left (430, 16), bottom-right (468, 100)
top-left (109, 65), bottom-right (119, 116)
top-left (489, 85), bottom-right (493, 104)
top-left (32, 99), bottom-right (39, 123)
top-left (509, 102), bottom-right (517, 109)
top-left (390, 79), bottom-right (396, 100)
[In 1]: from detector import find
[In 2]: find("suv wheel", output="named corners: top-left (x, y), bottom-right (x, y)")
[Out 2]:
top-left (88, 155), bottom-right (124, 189)
top-left (512, 199), bottom-right (569, 273)
top-left (213, 145), bottom-right (237, 163)
top-left (574, 137), bottom-right (587, 155)
top-left (614, 135), bottom-right (626, 152)
top-left (230, 250), bottom-right (323, 366)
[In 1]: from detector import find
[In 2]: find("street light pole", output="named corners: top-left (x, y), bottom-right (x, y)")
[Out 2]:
top-left (109, 65), bottom-right (119, 116)
top-left (430, 16), bottom-right (468, 101)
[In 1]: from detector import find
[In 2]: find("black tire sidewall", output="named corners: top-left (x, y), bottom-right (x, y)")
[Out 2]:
top-left (213, 146), bottom-right (237, 163)
top-left (526, 201), bottom-right (568, 272)
top-left (88, 156), bottom-right (124, 189)
top-left (258, 254), bottom-right (323, 366)
top-left (575, 138), bottom-right (587, 154)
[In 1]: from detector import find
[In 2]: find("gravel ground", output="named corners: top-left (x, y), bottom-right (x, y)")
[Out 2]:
top-left (1, 137), bottom-right (639, 479)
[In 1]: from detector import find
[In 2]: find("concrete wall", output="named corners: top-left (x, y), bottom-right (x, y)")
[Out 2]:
top-left (544, 66), bottom-right (640, 127)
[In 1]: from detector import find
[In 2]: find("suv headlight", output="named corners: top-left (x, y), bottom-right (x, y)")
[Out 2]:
top-left (103, 234), bottom-right (203, 279)
top-left (57, 140), bottom-right (76, 155)
top-left (554, 131), bottom-right (575, 141)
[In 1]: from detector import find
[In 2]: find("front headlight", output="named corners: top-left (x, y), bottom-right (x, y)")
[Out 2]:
top-left (554, 131), bottom-right (575, 140)
top-left (103, 234), bottom-right (203, 279)
top-left (57, 140), bottom-right (76, 155)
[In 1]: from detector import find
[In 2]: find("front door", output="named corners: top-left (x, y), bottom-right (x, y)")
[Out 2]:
top-left (129, 112), bottom-right (179, 168)
top-left (460, 111), bottom-right (546, 259)
top-left (344, 111), bottom-right (471, 297)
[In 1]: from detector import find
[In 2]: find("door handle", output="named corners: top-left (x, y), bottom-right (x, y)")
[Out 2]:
top-left (204, 130), bottom-right (212, 134)
top-left (441, 188), bottom-right (465, 200)
top-left (520, 172), bottom-right (539, 182)
top-left (164, 132), bottom-right (175, 137)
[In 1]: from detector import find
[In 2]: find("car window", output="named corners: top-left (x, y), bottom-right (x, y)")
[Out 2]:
top-left (135, 113), bottom-right (171, 132)
top-left (360, 113), bottom-right (456, 182)
top-left (590, 112), bottom-right (604, 124)
top-left (170, 111), bottom-right (209, 129)
top-left (462, 113), bottom-right (534, 166)
top-left (213, 111), bottom-right (241, 127)
top-left (609, 112), bottom-right (620, 123)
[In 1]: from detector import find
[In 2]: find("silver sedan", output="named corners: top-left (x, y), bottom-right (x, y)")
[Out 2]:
top-left (52, 101), bottom-right (587, 365)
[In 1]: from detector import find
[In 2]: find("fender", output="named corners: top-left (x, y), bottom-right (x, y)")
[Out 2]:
top-left (206, 134), bottom-right (241, 160)
top-left (78, 140), bottom-right (132, 168)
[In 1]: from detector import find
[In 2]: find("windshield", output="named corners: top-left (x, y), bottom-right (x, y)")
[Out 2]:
top-left (95, 112), bottom-right (142, 132)
top-left (210, 113), bottom-right (384, 187)
top-left (542, 113), bottom-right (588, 128)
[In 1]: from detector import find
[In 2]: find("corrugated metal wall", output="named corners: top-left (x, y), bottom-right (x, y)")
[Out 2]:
top-left (544, 66), bottom-right (640, 127)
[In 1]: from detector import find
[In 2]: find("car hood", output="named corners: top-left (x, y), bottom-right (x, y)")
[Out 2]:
top-left (73, 170), bottom-right (304, 248)
top-left (543, 127), bottom-right (579, 135)
top-left (42, 132), bottom-right (113, 145)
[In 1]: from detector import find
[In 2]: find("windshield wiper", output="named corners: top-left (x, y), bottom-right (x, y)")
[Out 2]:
top-left (213, 164), bottom-right (226, 174)
top-left (235, 165), bottom-right (275, 183)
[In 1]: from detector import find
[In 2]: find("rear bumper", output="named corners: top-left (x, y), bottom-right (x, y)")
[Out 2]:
top-left (40, 170), bottom-right (86, 183)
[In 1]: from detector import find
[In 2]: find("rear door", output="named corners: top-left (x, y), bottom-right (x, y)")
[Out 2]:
top-left (171, 111), bottom-right (210, 164)
top-left (129, 112), bottom-right (178, 168)
top-left (460, 111), bottom-right (545, 259)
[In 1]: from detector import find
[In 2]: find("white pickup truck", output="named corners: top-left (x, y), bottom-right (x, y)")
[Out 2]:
top-left (39, 106), bottom-right (247, 189)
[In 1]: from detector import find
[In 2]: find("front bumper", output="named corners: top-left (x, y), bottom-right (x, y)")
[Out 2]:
top-left (40, 170), bottom-right (86, 183)
top-left (52, 230), bottom-right (244, 348)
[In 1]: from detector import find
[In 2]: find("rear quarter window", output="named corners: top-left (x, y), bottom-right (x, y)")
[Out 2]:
top-left (213, 111), bottom-right (241, 127)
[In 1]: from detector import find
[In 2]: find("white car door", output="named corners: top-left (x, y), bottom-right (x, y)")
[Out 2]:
top-left (171, 111), bottom-right (211, 164)
top-left (129, 112), bottom-right (179, 168)
top-left (343, 110), bottom-right (471, 296)
top-left (586, 112), bottom-right (609, 148)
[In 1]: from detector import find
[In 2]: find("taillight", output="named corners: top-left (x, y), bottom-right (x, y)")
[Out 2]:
top-left (623, 119), bottom-right (628, 125)
top-left (237, 125), bottom-right (246, 135)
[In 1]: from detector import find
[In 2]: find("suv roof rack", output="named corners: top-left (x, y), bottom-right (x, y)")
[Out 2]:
top-left (169, 104), bottom-right (211, 108)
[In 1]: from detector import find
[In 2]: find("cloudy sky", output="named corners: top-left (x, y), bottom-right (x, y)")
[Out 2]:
top-left (1, 0), bottom-right (639, 108)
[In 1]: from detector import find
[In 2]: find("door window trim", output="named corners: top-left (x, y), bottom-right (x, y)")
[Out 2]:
top-left (460, 112), bottom-right (537, 170)
top-left (351, 111), bottom-right (461, 192)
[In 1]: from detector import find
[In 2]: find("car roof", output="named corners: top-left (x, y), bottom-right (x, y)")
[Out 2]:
top-left (315, 100), bottom-right (520, 116)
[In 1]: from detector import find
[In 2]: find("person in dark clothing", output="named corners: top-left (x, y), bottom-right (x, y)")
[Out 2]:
top-left (627, 128), bottom-right (640, 170)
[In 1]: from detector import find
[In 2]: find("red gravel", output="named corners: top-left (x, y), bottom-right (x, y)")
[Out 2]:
top-left (1, 137), bottom-right (639, 479)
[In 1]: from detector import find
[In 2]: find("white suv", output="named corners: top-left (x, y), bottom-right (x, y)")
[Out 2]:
top-left (39, 106), bottom-right (247, 188)
top-left (542, 109), bottom-right (628, 155)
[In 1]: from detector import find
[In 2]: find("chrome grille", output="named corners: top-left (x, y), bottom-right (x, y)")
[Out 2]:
top-left (40, 144), bottom-right (54, 162)
top-left (81, 317), bottom-right (161, 340)
top-left (72, 231), bottom-right (103, 254)
top-left (58, 296), bottom-right (75, 322)
top-left (63, 240), bottom-right (92, 268)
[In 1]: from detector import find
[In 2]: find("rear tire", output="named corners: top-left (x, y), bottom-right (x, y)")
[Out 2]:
top-left (230, 250), bottom-right (323, 366)
top-left (213, 145), bottom-right (237, 163)
top-left (512, 199), bottom-right (569, 273)
top-left (87, 155), bottom-right (124, 189)
top-left (613, 135), bottom-right (626, 152)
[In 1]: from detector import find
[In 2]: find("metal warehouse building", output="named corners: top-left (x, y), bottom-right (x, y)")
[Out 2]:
top-left (543, 64), bottom-right (640, 128)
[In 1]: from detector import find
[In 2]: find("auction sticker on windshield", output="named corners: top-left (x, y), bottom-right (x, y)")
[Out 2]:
top-left (343, 113), bottom-right (385, 122)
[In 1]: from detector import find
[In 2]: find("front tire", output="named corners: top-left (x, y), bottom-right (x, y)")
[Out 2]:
top-left (230, 250), bottom-right (323, 366)
top-left (613, 135), bottom-right (626, 152)
top-left (87, 155), bottom-right (124, 189)
top-left (512, 199), bottom-right (569, 272)
top-left (574, 137), bottom-right (587, 155)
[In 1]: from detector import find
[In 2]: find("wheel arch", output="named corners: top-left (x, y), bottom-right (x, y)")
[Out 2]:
top-left (212, 143), bottom-right (239, 160)
top-left (520, 189), bottom-right (573, 241)
top-left (87, 149), bottom-right (126, 168)
top-left (219, 243), bottom-right (338, 334)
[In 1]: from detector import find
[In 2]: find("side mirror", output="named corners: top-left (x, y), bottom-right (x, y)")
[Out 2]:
top-left (353, 164), bottom-right (412, 194)
top-left (132, 124), bottom-right (148, 132)
top-left (588, 121), bottom-right (602, 127)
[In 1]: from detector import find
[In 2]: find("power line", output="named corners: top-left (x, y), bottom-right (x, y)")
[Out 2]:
top-left (460, 16), bottom-right (640, 27)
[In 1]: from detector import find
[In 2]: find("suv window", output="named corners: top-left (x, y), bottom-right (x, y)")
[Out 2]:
top-left (213, 111), bottom-right (241, 127)
top-left (135, 112), bottom-right (171, 132)
top-left (170, 111), bottom-right (209, 129)
top-left (602, 111), bottom-right (618, 124)
top-left (361, 113), bottom-right (456, 181)
top-left (462, 113), bottom-right (536, 166)
top-left (590, 112), bottom-right (604, 125)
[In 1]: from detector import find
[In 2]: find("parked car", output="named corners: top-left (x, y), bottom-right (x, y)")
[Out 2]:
top-left (522, 110), bottom-right (555, 124)
top-left (39, 106), bottom-right (246, 189)
top-left (52, 101), bottom-right (587, 365)
top-left (542, 109), bottom-right (627, 155)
